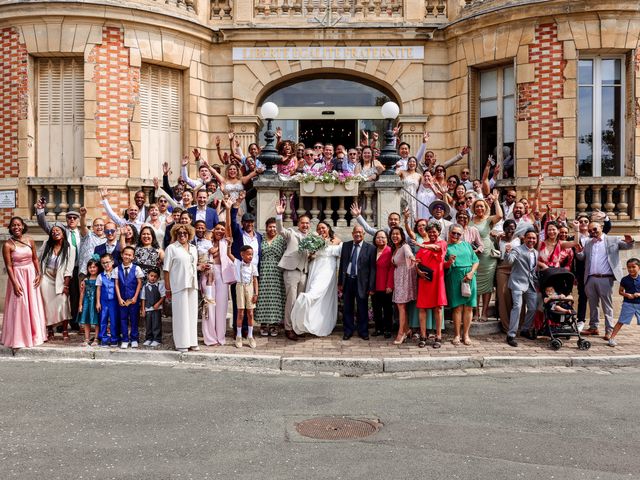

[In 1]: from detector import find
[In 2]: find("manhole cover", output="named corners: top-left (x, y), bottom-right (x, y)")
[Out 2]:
top-left (295, 416), bottom-right (380, 440)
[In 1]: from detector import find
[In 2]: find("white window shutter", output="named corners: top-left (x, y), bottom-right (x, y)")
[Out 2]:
top-left (37, 58), bottom-right (84, 178)
top-left (140, 64), bottom-right (182, 180)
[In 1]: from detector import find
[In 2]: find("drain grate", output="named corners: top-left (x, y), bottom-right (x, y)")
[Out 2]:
top-left (295, 416), bottom-right (380, 440)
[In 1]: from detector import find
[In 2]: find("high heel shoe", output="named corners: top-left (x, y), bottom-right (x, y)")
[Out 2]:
top-left (393, 332), bottom-right (408, 345)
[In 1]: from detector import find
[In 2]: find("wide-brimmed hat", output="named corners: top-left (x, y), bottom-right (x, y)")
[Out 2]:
top-left (428, 200), bottom-right (450, 218)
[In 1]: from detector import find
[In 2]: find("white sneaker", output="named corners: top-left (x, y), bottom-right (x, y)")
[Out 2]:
top-left (120, 342), bottom-right (129, 349)
top-left (248, 337), bottom-right (257, 349)
top-left (577, 321), bottom-right (585, 332)
top-left (131, 341), bottom-right (139, 348)
top-left (149, 341), bottom-right (160, 348)
top-left (143, 340), bottom-right (152, 346)
top-left (608, 338), bottom-right (617, 347)
top-left (235, 336), bottom-right (243, 348)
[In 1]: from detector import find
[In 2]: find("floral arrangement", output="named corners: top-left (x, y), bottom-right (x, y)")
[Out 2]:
top-left (294, 168), bottom-right (366, 185)
top-left (298, 233), bottom-right (327, 254)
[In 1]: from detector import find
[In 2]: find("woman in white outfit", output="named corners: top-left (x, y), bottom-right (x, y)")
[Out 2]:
top-left (291, 222), bottom-right (342, 337)
top-left (163, 224), bottom-right (199, 353)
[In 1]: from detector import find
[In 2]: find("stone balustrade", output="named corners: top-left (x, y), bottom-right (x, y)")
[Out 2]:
top-left (575, 178), bottom-right (635, 221)
top-left (254, 175), bottom-right (402, 235)
top-left (28, 180), bottom-right (84, 222)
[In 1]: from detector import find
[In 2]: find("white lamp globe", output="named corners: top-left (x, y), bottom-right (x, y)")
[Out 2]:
top-left (260, 102), bottom-right (279, 119)
top-left (380, 101), bottom-right (400, 119)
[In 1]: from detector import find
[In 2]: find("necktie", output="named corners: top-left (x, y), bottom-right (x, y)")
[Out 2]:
top-left (70, 230), bottom-right (77, 248)
top-left (350, 243), bottom-right (359, 276)
top-left (124, 267), bottom-right (130, 277)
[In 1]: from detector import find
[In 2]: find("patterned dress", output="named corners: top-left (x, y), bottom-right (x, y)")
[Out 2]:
top-left (135, 246), bottom-right (161, 279)
top-left (255, 235), bottom-right (286, 325)
top-left (78, 278), bottom-right (99, 326)
top-left (473, 217), bottom-right (498, 295)
top-left (392, 243), bottom-right (417, 304)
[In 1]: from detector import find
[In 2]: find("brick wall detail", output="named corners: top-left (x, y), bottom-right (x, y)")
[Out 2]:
top-left (518, 23), bottom-right (564, 207)
top-left (0, 27), bottom-right (28, 225)
top-left (87, 26), bottom-right (139, 213)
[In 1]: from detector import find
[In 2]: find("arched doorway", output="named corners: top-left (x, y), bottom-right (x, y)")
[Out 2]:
top-left (258, 76), bottom-right (398, 147)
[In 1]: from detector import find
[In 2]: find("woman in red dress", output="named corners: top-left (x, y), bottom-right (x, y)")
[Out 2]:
top-left (416, 221), bottom-right (448, 348)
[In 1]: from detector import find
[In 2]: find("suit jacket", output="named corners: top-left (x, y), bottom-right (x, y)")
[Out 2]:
top-left (506, 244), bottom-right (539, 292)
top-left (338, 240), bottom-right (377, 298)
top-left (230, 207), bottom-right (263, 264)
top-left (276, 216), bottom-right (308, 272)
top-left (187, 206), bottom-right (219, 231)
top-left (577, 234), bottom-right (634, 282)
top-left (94, 242), bottom-right (122, 267)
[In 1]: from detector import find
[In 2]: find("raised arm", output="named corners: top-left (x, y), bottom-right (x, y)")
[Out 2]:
top-left (154, 178), bottom-right (180, 209)
top-left (403, 208), bottom-right (417, 241)
top-left (161, 162), bottom-right (175, 199)
top-left (415, 132), bottom-right (428, 171)
top-left (275, 200), bottom-right (292, 240)
top-left (99, 187), bottom-right (127, 227)
top-left (440, 146), bottom-right (470, 170)
top-left (181, 154), bottom-right (199, 189)
top-left (481, 156), bottom-right (493, 196)
top-left (489, 190), bottom-right (503, 225)
top-left (350, 203), bottom-right (377, 237)
top-left (530, 174), bottom-right (542, 217)
top-left (35, 197), bottom-right (52, 235)
top-left (79, 207), bottom-right (89, 237)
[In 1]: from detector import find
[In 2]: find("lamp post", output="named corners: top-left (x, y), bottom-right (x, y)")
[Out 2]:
top-left (257, 101), bottom-right (280, 176)
top-left (378, 101), bottom-right (400, 175)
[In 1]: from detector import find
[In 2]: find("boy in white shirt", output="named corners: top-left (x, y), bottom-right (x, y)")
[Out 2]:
top-left (234, 245), bottom-right (259, 349)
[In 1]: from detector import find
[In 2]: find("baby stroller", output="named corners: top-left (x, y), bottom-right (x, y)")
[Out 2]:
top-left (538, 268), bottom-right (591, 351)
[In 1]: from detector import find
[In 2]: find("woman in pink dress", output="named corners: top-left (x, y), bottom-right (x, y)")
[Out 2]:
top-left (415, 221), bottom-right (448, 348)
top-left (1, 216), bottom-right (47, 349)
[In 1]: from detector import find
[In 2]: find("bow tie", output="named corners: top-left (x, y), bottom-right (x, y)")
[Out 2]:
top-left (593, 237), bottom-right (602, 243)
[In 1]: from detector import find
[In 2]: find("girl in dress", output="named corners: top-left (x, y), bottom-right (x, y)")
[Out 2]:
top-left (78, 259), bottom-right (100, 346)
top-left (1, 216), bottom-right (47, 349)
top-left (360, 146), bottom-right (384, 181)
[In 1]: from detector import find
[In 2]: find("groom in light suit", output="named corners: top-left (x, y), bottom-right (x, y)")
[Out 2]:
top-left (275, 202), bottom-right (310, 341)
top-left (338, 225), bottom-right (377, 340)
top-left (505, 230), bottom-right (546, 347)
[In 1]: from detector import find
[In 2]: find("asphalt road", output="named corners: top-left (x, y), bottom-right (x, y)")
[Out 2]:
top-left (0, 360), bottom-right (638, 480)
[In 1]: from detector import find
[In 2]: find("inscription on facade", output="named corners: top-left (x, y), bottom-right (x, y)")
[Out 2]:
top-left (232, 46), bottom-right (424, 61)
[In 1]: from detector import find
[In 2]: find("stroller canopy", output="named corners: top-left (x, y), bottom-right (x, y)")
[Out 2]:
top-left (539, 268), bottom-right (575, 296)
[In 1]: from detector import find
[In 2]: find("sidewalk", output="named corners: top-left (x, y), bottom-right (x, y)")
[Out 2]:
top-left (2, 313), bottom-right (639, 375)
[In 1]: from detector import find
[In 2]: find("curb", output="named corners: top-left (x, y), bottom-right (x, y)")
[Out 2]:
top-left (2, 347), bottom-right (640, 375)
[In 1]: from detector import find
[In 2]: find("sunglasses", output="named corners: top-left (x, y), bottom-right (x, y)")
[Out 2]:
top-left (589, 228), bottom-right (599, 233)
top-left (104, 229), bottom-right (116, 235)
top-left (450, 232), bottom-right (462, 237)
top-left (579, 220), bottom-right (589, 224)
top-left (297, 149), bottom-right (304, 152)
top-left (349, 152), bottom-right (358, 156)
top-left (304, 153), bottom-right (314, 157)
top-left (67, 216), bottom-right (79, 220)
top-left (462, 171), bottom-right (470, 174)
top-left (158, 199), bottom-right (168, 203)
top-left (506, 194), bottom-right (516, 198)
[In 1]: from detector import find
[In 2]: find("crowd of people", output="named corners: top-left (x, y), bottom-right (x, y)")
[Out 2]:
top-left (2, 129), bottom-right (638, 352)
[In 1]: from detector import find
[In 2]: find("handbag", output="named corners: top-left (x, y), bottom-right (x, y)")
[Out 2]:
top-left (417, 264), bottom-right (434, 281)
top-left (461, 280), bottom-right (472, 298)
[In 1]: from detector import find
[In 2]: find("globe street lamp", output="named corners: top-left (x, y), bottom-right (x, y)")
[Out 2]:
top-left (378, 101), bottom-right (400, 175)
top-left (257, 101), bottom-right (280, 176)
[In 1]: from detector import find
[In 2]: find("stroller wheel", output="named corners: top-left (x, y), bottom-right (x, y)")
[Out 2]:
top-left (578, 339), bottom-right (591, 350)
top-left (564, 335), bottom-right (571, 340)
top-left (550, 339), bottom-right (562, 350)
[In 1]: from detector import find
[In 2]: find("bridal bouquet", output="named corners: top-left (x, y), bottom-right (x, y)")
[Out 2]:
top-left (298, 233), bottom-right (326, 254)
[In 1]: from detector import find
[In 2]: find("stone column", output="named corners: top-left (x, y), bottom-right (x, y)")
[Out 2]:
top-left (398, 114), bottom-right (429, 160)
top-left (228, 115), bottom-right (261, 157)
top-left (253, 176), bottom-right (286, 230)
top-left (374, 176), bottom-right (403, 228)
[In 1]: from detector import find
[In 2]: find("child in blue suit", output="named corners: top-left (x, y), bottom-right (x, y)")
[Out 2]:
top-left (115, 246), bottom-right (144, 349)
top-left (96, 253), bottom-right (119, 347)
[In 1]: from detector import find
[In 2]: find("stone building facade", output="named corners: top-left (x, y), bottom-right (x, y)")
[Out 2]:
top-left (0, 0), bottom-right (639, 231)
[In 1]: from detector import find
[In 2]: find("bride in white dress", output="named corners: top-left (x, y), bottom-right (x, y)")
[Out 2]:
top-left (291, 222), bottom-right (342, 337)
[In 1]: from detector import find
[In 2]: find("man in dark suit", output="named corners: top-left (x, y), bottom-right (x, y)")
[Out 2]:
top-left (338, 225), bottom-right (377, 340)
top-left (93, 222), bottom-right (122, 268)
top-left (187, 190), bottom-right (219, 230)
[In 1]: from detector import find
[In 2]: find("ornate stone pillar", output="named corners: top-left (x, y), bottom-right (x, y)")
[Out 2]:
top-left (398, 114), bottom-right (429, 161)
top-left (374, 176), bottom-right (403, 229)
top-left (228, 115), bottom-right (261, 155)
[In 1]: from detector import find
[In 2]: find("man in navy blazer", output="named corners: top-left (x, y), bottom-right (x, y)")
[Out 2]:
top-left (93, 222), bottom-right (122, 268)
top-left (338, 225), bottom-right (377, 340)
top-left (230, 197), bottom-right (263, 334)
top-left (187, 190), bottom-right (219, 230)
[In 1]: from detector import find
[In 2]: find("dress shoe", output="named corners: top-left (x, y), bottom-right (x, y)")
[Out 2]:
top-left (383, 332), bottom-right (392, 339)
top-left (582, 327), bottom-right (600, 336)
top-left (342, 333), bottom-right (352, 341)
top-left (506, 335), bottom-right (518, 347)
top-left (520, 330), bottom-right (535, 340)
top-left (371, 330), bottom-right (383, 337)
top-left (360, 335), bottom-right (370, 341)
top-left (285, 330), bottom-right (299, 341)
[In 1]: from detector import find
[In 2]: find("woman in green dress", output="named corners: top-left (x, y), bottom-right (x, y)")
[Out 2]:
top-left (471, 195), bottom-right (503, 322)
top-left (255, 217), bottom-right (286, 336)
top-left (445, 224), bottom-right (479, 346)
